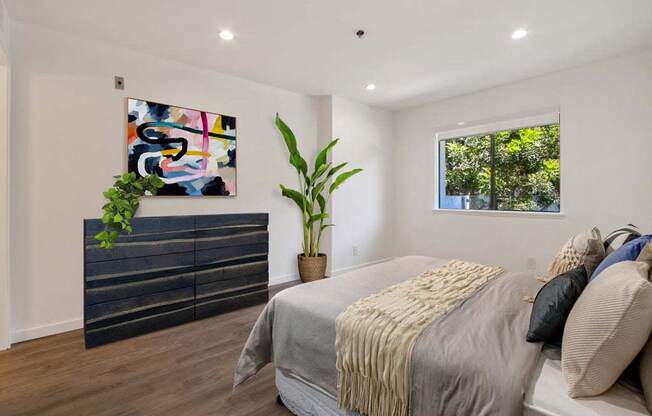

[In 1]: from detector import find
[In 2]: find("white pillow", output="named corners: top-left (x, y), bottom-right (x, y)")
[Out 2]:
top-left (562, 261), bottom-right (652, 398)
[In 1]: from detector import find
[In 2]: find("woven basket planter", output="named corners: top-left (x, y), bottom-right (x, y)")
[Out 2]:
top-left (297, 254), bottom-right (327, 282)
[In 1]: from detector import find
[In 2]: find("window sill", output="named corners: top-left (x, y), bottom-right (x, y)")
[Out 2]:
top-left (432, 208), bottom-right (566, 219)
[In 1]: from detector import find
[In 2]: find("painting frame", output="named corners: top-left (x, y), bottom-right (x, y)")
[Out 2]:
top-left (125, 97), bottom-right (237, 197)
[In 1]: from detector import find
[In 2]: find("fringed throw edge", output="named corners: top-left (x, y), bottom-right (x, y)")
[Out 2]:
top-left (335, 260), bottom-right (505, 416)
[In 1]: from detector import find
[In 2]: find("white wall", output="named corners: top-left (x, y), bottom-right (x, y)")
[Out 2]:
top-left (316, 96), bottom-right (334, 274)
top-left (9, 22), bottom-right (320, 342)
top-left (0, 0), bottom-right (10, 350)
top-left (331, 96), bottom-right (394, 272)
top-left (393, 49), bottom-right (652, 274)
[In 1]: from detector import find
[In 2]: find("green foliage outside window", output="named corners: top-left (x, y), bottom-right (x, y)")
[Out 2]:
top-left (442, 124), bottom-right (560, 212)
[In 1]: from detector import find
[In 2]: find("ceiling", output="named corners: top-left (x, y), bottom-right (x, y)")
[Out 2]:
top-left (6, 0), bottom-right (652, 110)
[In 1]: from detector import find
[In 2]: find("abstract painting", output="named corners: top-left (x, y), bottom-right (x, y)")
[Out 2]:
top-left (127, 98), bottom-right (236, 196)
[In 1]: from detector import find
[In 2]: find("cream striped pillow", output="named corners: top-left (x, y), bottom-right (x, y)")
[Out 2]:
top-left (562, 261), bottom-right (652, 398)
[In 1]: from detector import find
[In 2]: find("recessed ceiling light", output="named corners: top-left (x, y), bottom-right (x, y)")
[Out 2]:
top-left (511, 28), bottom-right (528, 40)
top-left (366, 83), bottom-right (376, 91)
top-left (457, 121), bottom-right (466, 126)
top-left (219, 30), bottom-right (234, 41)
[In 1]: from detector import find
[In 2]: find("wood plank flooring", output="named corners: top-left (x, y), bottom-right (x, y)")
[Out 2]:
top-left (0, 284), bottom-right (298, 416)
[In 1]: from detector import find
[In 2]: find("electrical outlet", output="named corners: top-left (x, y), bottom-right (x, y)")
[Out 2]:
top-left (352, 246), bottom-right (359, 256)
top-left (526, 257), bottom-right (537, 271)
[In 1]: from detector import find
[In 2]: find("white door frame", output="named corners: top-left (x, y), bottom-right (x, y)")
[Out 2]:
top-left (0, 46), bottom-right (10, 350)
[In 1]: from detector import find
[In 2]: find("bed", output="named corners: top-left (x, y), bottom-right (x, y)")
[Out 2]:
top-left (234, 256), bottom-right (650, 416)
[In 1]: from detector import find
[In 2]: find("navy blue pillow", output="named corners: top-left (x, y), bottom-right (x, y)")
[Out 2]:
top-left (590, 235), bottom-right (652, 281)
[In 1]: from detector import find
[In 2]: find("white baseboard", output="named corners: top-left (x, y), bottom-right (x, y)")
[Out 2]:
top-left (269, 273), bottom-right (300, 286)
top-left (331, 257), bottom-right (394, 277)
top-left (12, 318), bottom-right (83, 344)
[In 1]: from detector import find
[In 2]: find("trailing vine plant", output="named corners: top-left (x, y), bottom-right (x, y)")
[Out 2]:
top-left (95, 172), bottom-right (165, 249)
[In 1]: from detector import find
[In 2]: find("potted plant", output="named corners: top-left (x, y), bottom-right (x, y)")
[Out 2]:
top-left (95, 172), bottom-right (164, 248)
top-left (275, 114), bottom-right (362, 282)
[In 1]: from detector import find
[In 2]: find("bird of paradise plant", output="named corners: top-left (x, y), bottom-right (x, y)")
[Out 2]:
top-left (275, 114), bottom-right (362, 258)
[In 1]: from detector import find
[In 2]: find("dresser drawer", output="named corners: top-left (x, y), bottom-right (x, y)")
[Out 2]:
top-left (85, 306), bottom-right (194, 348)
top-left (195, 260), bottom-right (268, 285)
top-left (85, 272), bottom-right (195, 306)
top-left (195, 288), bottom-right (268, 320)
top-left (196, 273), bottom-right (267, 300)
top-left (85, 287), bottom-right (195, 326)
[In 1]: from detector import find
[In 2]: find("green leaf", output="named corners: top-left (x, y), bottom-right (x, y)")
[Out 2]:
top-left (310, 162), bottom-right (331, 183)
top-left (276, 114), bottom-right (307, 175)
top-left (326, 162), bottom-right (347, 179)
top-left (113, 213), bottom-right (123, 222)
top-left (312, 180), bottom-right (327, 201)
top-left (314, 139), bottom-right (339, 172)
top-left (329, 168), bottom-right (363, 193)
top-left (289, 151), bottom-right (308, 177)
top-left (275, 114), bottom-right (298, 152)
top-left (103, 189), bottom-right (117, 199)
top-left (280, 184), bottom-right (308, 211)
top-left (307, 213), bottom-right (328, 225)
top-left (151, 175), bottom-right (165, 188)
top-left (316, 194), bottom-right (326, 213)
top-left (310, 161), bottom-right (344, 201)
top-left (94, 230), bottom-right (109, 241)
top-left (320, 223), bottom-right (334, 232)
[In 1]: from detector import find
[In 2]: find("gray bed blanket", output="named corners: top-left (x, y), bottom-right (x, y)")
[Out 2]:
top-left (234, 256), bottom-right (542, 416)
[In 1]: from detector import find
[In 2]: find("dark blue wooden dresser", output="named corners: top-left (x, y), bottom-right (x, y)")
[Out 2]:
top-left (83, 213), bottom-right (269, 348)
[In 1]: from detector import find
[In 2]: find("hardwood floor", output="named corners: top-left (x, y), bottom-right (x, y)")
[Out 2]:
top-left (0, 284), bottom-right (298, 416)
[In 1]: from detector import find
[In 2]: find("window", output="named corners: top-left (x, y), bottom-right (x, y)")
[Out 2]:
top-left (438, 119), bottom-right (560, 213)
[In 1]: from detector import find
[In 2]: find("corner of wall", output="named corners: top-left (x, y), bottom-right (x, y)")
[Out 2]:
top-left (0, 0), bottom-right (10, 350)
top-left (329, 96), bottom-right (396, 271)
top-left (316, 96), bottom-right (334, 275)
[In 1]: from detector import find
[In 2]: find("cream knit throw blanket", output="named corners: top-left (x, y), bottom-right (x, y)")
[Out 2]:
top-left (335, 260), bottom-right (504, 416)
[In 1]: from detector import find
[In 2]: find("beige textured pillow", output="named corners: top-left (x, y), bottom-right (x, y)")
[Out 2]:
top-left (637, 243), bottom-right (652, 279)
top-left (562, 261), bottom-right (652, 398)
top-left (547, 227), bottom-right (605, 279)
top-left (641, 338), bottom-right (652, 412)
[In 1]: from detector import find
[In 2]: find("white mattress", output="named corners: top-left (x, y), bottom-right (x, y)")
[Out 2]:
top-left (524, 347), bottom-right (649, 416)
top-left (276, 347), bottom-right (650, 416)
